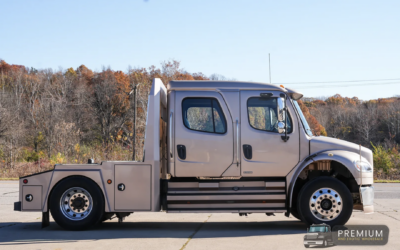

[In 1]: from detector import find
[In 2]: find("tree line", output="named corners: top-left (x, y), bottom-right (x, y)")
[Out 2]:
top-left (0, 59), bottom-right (398, 179)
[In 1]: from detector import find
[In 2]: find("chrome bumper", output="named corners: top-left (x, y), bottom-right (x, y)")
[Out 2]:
top-left (304, 240), bottom-right (323, 245)
top-left (360, 186), bottom-right (374, 214)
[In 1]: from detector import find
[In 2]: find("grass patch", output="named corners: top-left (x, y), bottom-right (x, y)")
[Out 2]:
top-left (374, 179), bottom-right (400, 183)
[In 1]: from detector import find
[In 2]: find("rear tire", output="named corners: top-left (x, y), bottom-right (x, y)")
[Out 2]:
top-left (49, 176), bottom-right (104, 230)
top-left (297, 177), bottom-right (353, 227)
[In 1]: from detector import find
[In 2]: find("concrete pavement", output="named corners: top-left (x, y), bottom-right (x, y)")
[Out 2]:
top-left (0, 181), bottom-right (399, 250)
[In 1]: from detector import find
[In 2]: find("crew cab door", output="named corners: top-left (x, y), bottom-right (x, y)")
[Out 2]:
top-left (174, 91), bottom-right (234, 177)
top-left (240, 90), bottom-right (300, 176)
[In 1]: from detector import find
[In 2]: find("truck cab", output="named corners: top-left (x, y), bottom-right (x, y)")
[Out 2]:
top-left (14, 78), bottom-right (374, 230)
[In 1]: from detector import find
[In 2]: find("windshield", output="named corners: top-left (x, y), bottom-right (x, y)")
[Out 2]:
top-left (309, 226), bottom-right (327, 233)
top-left (293, 100), bottom-right (313, 137)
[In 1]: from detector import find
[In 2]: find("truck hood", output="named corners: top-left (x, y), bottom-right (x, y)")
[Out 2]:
top-left (310, 136), bottom-right (373, 165)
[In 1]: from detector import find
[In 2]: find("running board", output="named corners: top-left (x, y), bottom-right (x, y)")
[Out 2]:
top-left (163, 178), bottom-right (287, 212)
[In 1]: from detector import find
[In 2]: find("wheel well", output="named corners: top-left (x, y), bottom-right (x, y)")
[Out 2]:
top-left (47, 175), bottom-right (105, 211)
top-left (291, 160), bottom-right (358, 213)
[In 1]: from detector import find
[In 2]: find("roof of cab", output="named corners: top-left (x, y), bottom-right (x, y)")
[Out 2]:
top-left (168, 80), bottom-right (284, 91)
top-left (167, 80), bottom-right (304, 100)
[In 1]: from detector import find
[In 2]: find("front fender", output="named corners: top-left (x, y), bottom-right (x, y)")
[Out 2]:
top-left (287, 150), bottom-right (373, 209)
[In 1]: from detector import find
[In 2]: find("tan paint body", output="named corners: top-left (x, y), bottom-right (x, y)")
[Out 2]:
top-left (18, 79), bottom-right (374, 214)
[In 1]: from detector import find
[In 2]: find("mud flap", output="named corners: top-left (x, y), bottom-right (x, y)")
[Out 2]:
top-left (42, 211), bottom-right (50, 228)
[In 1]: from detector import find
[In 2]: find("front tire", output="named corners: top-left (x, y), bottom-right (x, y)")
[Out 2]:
top-left (49, 176), bottom-right (104, 230)
top-left (297, 177), bottom-right (353, 227)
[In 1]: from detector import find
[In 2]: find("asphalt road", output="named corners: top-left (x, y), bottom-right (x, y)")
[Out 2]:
top-left (0, 181), bottom-right (399, 250)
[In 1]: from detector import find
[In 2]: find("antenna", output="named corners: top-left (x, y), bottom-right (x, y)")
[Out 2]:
top-left (269, 53), bottom-right (272, 84)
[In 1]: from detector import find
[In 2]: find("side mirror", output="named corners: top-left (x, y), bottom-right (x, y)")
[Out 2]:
top-left (277, 97), bottom-right (286, 134)
top-left (277, 97), bottom-right (285, 121)
top-left (276, 121), bottom-right (285, 134)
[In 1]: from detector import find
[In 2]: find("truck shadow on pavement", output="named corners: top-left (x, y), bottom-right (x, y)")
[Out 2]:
top-left (0, 220), bottom-right (307, 245)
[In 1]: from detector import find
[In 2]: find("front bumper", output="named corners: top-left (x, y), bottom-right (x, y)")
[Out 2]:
top-left (304, 240), bottom-right (323, 245)
top-left (360, 185), bottom-right (374, 214)
top-left (14, 201), bottom-right (21, 211)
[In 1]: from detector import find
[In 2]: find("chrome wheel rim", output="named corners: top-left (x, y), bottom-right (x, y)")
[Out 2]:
top-left (309, 187), bottom-right (342, 221)
top-left (60, 187), bottom-right (93, 221)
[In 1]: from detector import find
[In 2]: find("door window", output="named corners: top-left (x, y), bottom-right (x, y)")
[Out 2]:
top-left (247, 97), bottom-right (292, 133)
top-left (182, 98), bottom-right (227, 134)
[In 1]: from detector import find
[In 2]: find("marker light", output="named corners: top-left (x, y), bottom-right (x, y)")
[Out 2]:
top-left (107, 179), bottom-right (112, 184)
top-left (280, 85), bottom-right (285, 88)
top-left (23, 179), bottom-right (28, 184)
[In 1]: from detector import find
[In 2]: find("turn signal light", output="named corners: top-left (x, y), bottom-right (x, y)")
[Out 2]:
top-left (23, 179), bottom-right (28, 184)
top-left (280, 85), bottom-right (285, 88)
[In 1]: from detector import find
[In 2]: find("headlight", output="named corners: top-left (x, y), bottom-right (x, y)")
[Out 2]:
top-left (354, 160), bottom-right (373, 173)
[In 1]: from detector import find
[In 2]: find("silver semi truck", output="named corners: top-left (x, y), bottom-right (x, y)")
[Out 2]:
top-left (14, 79), bottom-right (374, 230)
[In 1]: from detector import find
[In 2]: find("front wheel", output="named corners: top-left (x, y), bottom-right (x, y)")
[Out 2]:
top-left (49, 176), bottom-right (104, 230)
top-left (297, 177), bottom-right (353, 227)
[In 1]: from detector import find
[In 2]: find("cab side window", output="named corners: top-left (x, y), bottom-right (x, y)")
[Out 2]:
top-left (182, 98), bottom-right (227, 134)
top-left (247, 97), bottom-right (292, 133)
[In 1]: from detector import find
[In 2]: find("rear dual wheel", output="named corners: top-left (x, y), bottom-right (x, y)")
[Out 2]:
top-left (50, 176), bottom-right (104, 230)
top-left (297, 177), bottom-right (353, 226)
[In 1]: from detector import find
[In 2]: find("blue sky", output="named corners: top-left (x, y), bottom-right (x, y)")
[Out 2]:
top-left (1, 0), bottom-right (399, 100)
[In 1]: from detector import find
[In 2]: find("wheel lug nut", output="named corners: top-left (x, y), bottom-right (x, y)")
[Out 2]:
top-left (338, 202), bottom-right (341, 205)
top-left (324, 195), bottom-right (327, 198)
top-left (317, 206), bottom-right (320, 209)
top-left (330, 209), bottom-right (333, 212)
top-left (336, 210), bottom-right (339, 213)
top-left (329, 196), bottom-right (332, 199)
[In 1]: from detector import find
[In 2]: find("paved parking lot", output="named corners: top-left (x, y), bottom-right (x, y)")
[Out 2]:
top-left (0, 181), bottom-right (399, 249)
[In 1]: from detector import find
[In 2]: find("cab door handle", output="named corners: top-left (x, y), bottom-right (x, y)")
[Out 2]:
top-left (177, 145), bottom-right (186, 160)
top-left (243, 144), bottom-right (252, 160)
